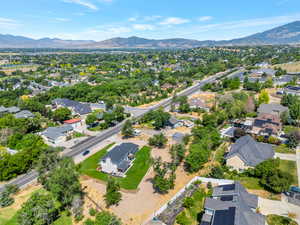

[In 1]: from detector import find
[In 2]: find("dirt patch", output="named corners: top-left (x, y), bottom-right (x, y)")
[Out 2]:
top-left (272, 62), bottom-right (300, 73)
top-left (247, 189), bottom-right (281, 201)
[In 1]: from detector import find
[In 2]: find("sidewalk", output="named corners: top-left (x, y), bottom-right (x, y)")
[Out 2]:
top-left (296, 146), bottom-right (300, 187)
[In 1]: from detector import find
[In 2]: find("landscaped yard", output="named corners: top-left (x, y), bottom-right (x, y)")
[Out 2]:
top-left (279, 160), bottom-right (298, 186)
top-left (275, 144), bottom-right (296, 154)
top-left (79, 143), bottom-right (152, 190)
top-left (267, 214), bottom-right (298, 225)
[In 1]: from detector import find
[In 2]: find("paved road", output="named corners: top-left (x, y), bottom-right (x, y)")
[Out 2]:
top-left (0, 69), bottom-right (241, 192)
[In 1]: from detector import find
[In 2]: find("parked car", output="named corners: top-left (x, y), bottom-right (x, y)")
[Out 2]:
top-left (82, 150), bottom-right (90, 156)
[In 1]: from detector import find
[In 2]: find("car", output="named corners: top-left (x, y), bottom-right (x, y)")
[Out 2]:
top-left (82, 150), bottom-right (90, 156)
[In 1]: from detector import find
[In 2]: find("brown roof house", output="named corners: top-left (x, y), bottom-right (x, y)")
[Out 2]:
top-left (252, 113), bottom-right (282, 136)
top-left (225, 135), bottom-right (274, 172)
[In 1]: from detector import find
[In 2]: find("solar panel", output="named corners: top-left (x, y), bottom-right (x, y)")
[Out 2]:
top-left (223, 184), bottom-right (235, 191)
top-left (212, 207), bottom-right (235, 225)
top-left (220, 195), bottom-right (234, 201)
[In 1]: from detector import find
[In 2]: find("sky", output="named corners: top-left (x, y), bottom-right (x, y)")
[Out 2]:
top-left (1, 0), bottom-right (300, 41)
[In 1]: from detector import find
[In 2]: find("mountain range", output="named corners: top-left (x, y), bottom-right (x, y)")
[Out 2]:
top-left (0, 21), bottom-right (300, 49)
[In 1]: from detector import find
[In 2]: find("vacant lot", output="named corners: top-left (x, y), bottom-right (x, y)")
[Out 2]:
top-left (79, 143), bottom-right (152, 190)
top-left (272, 61), bottom-right (300, 73)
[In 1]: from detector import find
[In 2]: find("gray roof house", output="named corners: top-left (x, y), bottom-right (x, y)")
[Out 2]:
top-left (52, 98), bottom-right (92, 115)
top-left (41, 125), bottom-right (73, 144)
top-left (273, 75), bottom-right (294, 86)
top-left (14, 110), bottom-right (35, 119)
top-left (6, 106), bottom-right (20, 113)
top-left (225, 135), bottom-right (274, 171)
top-left (100, 143), bottom-right (139, 176)
top-left (284, 86), bottom-right (300, 96)
top-left (257, 103), bottom-right (288, 116)
top-left (201, 182), bottom-right (265, 225)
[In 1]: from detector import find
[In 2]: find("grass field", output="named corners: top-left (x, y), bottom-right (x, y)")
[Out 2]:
top-left (272, 61), bottom-right (300, 73)
top-left (79, 143), bottom-right (152, 190)
top-left (275, 144), bottom-right (296, 154)
top-left (279, 160), bottom-right (298, 185)
top-left (267, 214), bottom-right (298, 225)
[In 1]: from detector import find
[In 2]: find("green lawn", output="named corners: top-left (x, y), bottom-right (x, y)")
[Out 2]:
top-left (267, 214), bottom-right (298, 225)
top-left (275, 144), bottom-right (296, 154)
top-left (283, 126), bottom-right (300, 134)
top-left (279, 160), bottom-right (298, 185)
top-left (238, 176), bottom-right (263, 190)
top-left (79, 144), bottom-right (152, 190)
top-left (53, 211), bottom-right (72, 225)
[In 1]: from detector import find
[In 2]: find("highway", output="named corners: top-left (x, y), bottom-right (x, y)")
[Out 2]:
top-left (0, 68), bottom-right (242, 192)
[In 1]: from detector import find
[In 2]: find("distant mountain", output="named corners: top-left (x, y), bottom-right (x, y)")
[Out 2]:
top-left (0, 21), bottom-right (299, 48)
top-left (221, 21), bottom-right (300, 45)
top-left (0, 35), bottom-right (95, 48)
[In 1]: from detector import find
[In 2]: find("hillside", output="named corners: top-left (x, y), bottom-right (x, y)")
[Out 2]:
top-left (0, 21), bottom-right (299, 48)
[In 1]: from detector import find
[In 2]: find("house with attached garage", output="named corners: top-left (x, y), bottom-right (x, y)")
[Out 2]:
top-left (64, 118), bottom-right (83, 132)
top-left (200, 182), bottom-right (265, 225)
top-left (225, 135), bottom-right (274, 172)
top-left (52, 98), bottom-right (92, 116)
top-left (40, 124), bottom-right (74, 145)
top-left (257, 103), bottom-right (288, 116)
top-left (99, 143), bottom-right (139, 176)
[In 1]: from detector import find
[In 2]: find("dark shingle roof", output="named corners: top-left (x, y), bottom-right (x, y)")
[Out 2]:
top-left (101, 143), bottom-right (139, 168)
top-left (226, 135), bottom-right (274, 167)
top-left (203, 182), bottom-right (265, 225)
top-left (53, 98), bottom-right (92, 115)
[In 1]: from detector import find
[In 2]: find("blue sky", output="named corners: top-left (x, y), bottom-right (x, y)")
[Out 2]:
top-left (1, 0), bottom-right (300, 41)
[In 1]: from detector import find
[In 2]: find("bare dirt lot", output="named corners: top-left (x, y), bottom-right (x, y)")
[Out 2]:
top-left (272, 61), bottom-right (300, 73)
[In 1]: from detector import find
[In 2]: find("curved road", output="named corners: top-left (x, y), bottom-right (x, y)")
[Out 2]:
top-left (0, 69), bottom-right (242, 192)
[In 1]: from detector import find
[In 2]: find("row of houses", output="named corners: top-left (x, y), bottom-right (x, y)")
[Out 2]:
top-left (0, 106), bottom-right (35, 119)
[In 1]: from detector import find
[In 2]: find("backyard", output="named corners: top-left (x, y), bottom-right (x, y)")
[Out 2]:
top-left (79, 143), bottom-right (152, 190)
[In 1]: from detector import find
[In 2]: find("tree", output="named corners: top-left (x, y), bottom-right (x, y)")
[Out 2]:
top-left (258, 90), bottom-right (270, 105)
top-left (148, 133), bottom-right (167, 148)
top-left (254, 158), bottom-right (280, 178)
top-left (84, 211), bottom-right (122, 225)
top-left (17, 193), bottom-right (59, 225)
top-left (43, 158), bottom-right (82, 207)
top-left (36, 147), bottom-right (61, 185)
top-left (287, 131), bottom-right (300, 149)
top-left (121, 120), bottom-right (134, 137)
top-left (104, 177), bottom-right (122, 207)
top-left (86, 113), bottom-right (98, 125)
top-left (261, 169), bottom-right (293, 193)
top-left (169, 144), bottom-right (186, 166)
top-left (52, 107), bottom-right (71, 122)
top-left (210, 166), bottom-right (224, 179)
top-left (185, 144), bottom-right (210, 173)
top-left (152, 157), bottom-right (176, 194)
top-left (233, 128), bottom-right (246, 139)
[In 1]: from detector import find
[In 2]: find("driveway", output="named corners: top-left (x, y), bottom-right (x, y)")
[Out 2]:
top-left (258, 197), bottom-right (300, 223)
top-left (275, 153), bottom-right (297, 161)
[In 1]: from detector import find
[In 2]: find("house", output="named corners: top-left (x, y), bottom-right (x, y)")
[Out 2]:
top-left (6, 106), bottom-right (20, 113)
top-left (250, 68), bottom-right (276, 77)
top-left (252, 113), bottom-right (282, 136)
top-left (99, 143), bottom-right (139, 176)
top-left (188, 98), bottom-right (210, 111)
top-left (201, 182), bottom-right (265, 225)
top-left (220, 127), bottom-right (237, 138)
top-left (172, 132), bottom-right (185, 143)
top-left (64, 118), bottom-right (83, 132)
top-left (52, 98), bottom-right (92, 116)
top-left (90, 102), bottom-right (106, 111)
top-left (257, 103), bottom-right (288, 116)
top-left (284, 86), bottom-right (300, 96)
top-left (41, 125), bottom-right (74, 145)
top-left (273, 75), bottom-right (294, 86)
top-left (14, 110), bottom-right (35, 119)
top-left (225, 135), bottom-right (274, 171)
top-left (168, 117), bottom-right (183, 128)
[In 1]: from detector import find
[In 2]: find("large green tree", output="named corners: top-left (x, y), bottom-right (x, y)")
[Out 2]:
top-left (104, 177), bottom-right (122, 207)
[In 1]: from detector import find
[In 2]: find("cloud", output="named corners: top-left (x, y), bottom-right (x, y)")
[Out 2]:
top-left (0, 17), bottom-right (19, 29)
top-left (198, 16), bottom-right (213, 22)
top-left (144, 15), bottom-right (162, 21)
top-left (159, 17), bottom-right (190, 25)
top-left (132, 24), bottom-right (155, 31)
top-left (128, 17), bottom-right (137, 22)
top-left (55, 18), bottom-right (71, 22)
top-left (62, 0), bottom-right (98, 10)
